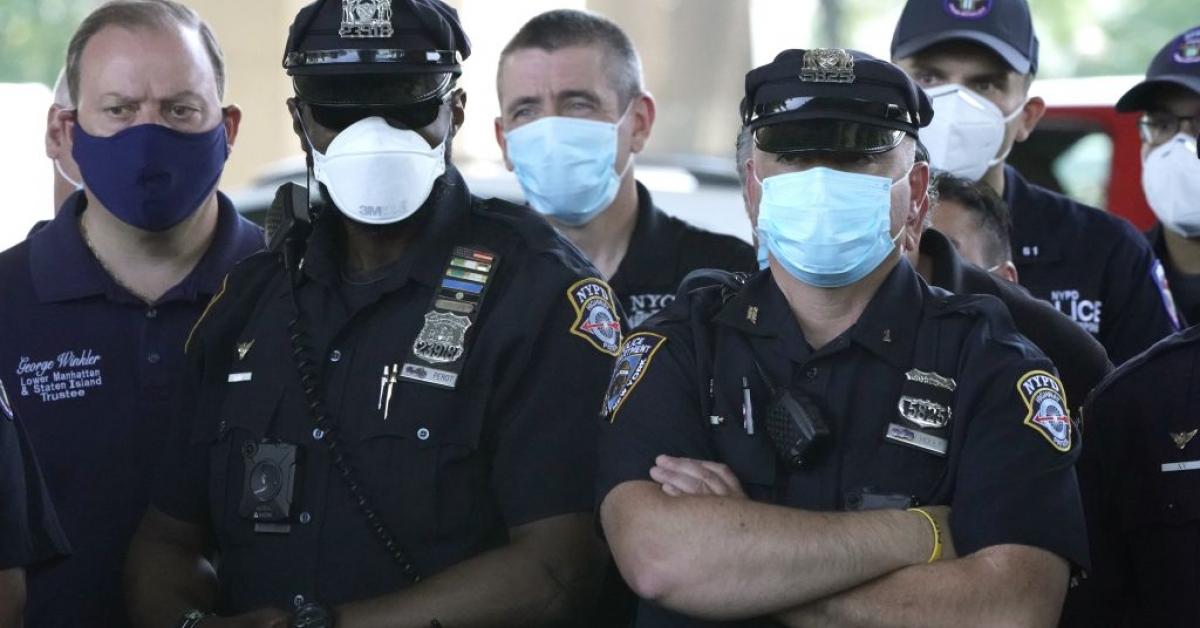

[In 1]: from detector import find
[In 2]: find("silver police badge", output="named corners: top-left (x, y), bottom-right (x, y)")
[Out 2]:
top-left (898, 396), bottom-right (951, 430)
top-left (340, 0), bottom-right (394, 39)
top-left (800, 48), bottom-right (855, 83)
top-left (413, 311), bottom-right (471, 364)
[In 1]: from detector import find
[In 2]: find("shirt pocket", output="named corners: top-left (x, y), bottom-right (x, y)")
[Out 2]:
top-left (356, 384), bottom-right (487, 542)
top-left (194, 381), bottom-right (282, 549)
top-left (867, 435), bottom-right (951, 506)
top-left (1118, 464), bottom-right (1200, 593)
top-left (711, 428), bottom-right (779, 499)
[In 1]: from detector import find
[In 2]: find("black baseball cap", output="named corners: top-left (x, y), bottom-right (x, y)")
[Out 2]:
top-left (742, 48), bottom-right (933, 155)
top-left (284, 0), bottom-right (471, 105)
top-left (1116, 26), bottom-right (1200, 112)
top-left (891, 0), bottom-right (1039, 75)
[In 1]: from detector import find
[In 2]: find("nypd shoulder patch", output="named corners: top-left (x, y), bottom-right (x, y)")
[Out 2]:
top-left (0, 378), bottom-right (14, 421)
top-left (603, 332), bottom-right (667, 422)
top-left (1017, 370), bottom-right (1071, 452)
top-left (1151, 259), bottom-right (1182, 330)
top-left (567, 278), bottom-right (623, 356)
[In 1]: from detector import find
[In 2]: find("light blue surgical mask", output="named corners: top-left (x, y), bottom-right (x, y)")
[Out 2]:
top-left (504, 107), bottom-right (633, 226)
top-left (756, 166), bottom-right (908, 288)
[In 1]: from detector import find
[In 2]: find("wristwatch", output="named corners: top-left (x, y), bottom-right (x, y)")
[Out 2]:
top-left (292, 602), bottom-right (335, 628)
top-left (177, 609), bottom-right (212, 628)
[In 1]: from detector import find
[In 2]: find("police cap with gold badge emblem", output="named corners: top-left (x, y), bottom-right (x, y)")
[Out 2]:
top-left (742, 48), bottom-right (934, 155)
top-left (283, 0), bottom-right (471, 110)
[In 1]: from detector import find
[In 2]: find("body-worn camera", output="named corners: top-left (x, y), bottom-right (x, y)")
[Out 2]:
top-left (764, 389), bottom-right (830, 469)
top-left (239, 440), bottom-right (299, 532)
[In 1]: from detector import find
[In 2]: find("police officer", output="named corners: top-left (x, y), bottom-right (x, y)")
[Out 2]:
top-left (0, 2), bottom-right (262, 626)
top-left (0, 375), bottom-right (71, 627)
top-left (1061, 27), bottom-right (1200, 628)
top-left (890, 0), bottom-right (1180, 364)
top-left (1116, 26), bottom-right (1200, 326)
top-left (927, 171), bottom-right (1019, 283)
top-left (494, 9), bottom-right (755, 328)
top-left (735, 130), bottom-right (1112, 420)
top-left (598, 48), bottom-right (1086, 627)
top-left (125, 1), bottom-right (616, 626)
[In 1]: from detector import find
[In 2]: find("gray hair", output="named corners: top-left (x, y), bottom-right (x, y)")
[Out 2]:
top-left (65, 0), bottom-right (226, 105)
top-left (499, 9), bottom-right (644, 108)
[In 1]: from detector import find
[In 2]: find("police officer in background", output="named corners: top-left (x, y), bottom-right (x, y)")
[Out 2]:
top-left (928, 172), bottom-right (1019, 283)
top-left (126, 1), bottom-right (615, 626)
top-left (735, 130), bottom-right (1112, 420)
top-left (0, 2), bottom-right (263, 626)
top-left (599, 48), bottom-right (1086, 627)
top-left (494, 9), bottom-right (755, 328)
top-left (1117, 26), bottom-right (1200, 326)
top-left (0, 375), bottom-right (71, 627)
top-left (890, 0), bottom-right (1180, 363)
top-left (1062, 27), bottom-right (1200, 628)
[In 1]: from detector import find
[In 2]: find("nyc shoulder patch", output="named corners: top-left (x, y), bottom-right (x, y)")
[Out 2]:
top-left (0, 378), bottom-right (13, 420)
top-left (567, 278), bottom-right (623, 356)
top-left (1017, 370), bottom-right (1072, 452)
top-left (603, 332), bottom-right (667, 421)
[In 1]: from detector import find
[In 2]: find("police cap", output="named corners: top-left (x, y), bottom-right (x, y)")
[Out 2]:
top-left (742, 48), bottom-right (933, 155)
top-left (891, 0), bottom-right (1039, 75)
top-left (1116, 26), bottom-right (1200, 112)
top-left (284, 0), bottom-right (471, 106)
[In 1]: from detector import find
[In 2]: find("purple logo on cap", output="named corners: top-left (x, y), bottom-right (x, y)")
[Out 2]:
top-left (1175, 30), bottom-right (1200, 64)
top-left (945, 0), bottom-right (992, 19)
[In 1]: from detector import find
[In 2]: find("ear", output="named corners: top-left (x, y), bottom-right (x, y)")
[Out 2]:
top-left (903, 161), bottom-right (931, 252)
top-left (221, 104), bottom-right (242, 149)
top-left (743, 157), bottom-right (762, 229)
top-left (996, 261), bottom-right (1020, 284)
top-left (629, 92), bottom-right (657, 154)
top-left (45, 104), bottom-right (68, 159)
top-left (494, 116), bottom-right (514, 171)
top-left (1013, 95), bottom-right (1046, 143)
top-left (450, 88), bottom-right (467, 135)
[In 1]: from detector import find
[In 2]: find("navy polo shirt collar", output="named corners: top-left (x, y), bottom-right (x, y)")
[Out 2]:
top-left (609, 182), bottom-right (676, 289)
top-left (301, 166), bottom-right (472, 291)
top-left (1004, 165), bottom-right (1064, 264)
top-left (920, 228), bottom-right (966, 292)
top-left (28, 190), bottom-right (250, 305)
top-left (715, 260), bottom-right (923, 369)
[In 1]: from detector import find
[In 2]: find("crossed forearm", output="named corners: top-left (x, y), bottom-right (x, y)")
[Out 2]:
top-left (600, 481), bottom-right (933, 620)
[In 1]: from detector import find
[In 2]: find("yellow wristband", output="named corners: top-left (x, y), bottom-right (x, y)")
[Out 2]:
top-left (907, 507), bottom-right (942, 563)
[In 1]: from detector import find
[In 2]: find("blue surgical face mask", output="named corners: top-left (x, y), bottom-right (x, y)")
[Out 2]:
top-left (504, 106), bottom-right (633, 226)
top-left (72, 120), bottom-right (229, 232)
top-left (756, 166), bottom-right (908, 288)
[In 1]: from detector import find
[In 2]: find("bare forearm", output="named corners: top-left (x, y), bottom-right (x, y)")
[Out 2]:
top-left (124, 514), bottom-right (218, 628)
top-left (779, 546), bottom-right (1069, 628)
top-left (336, 515), bottom-right (603, 628)
top-left (601, 481), bottom-right (931, 619)
top-left (0, 568), bottom-right (26, 628)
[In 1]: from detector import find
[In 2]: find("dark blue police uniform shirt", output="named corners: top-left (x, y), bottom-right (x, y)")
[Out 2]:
top-left (0, 376), bottom-right (71, 571)
top-left (1004, 166), bottom-right (1179, 364)
top-left (0, 191), bottom-right (263, 627)
top-left (1065, 326), bottom-right (1200, 628)
top-left (153, 168), bottom-right (619, 613)
top-left (610, 183), bottom-right (755, 328)
top-left (597, 261), bottom-right (1088, 627)
top-left (1146, 222), bottom-right (1199, 328)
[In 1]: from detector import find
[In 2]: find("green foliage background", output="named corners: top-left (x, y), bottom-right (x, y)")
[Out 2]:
top-left (0, 0), bottom-right (96, 87)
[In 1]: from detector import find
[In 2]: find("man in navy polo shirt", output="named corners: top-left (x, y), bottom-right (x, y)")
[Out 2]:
top-left (0, 1), bottom-right (262, 626)
top-left (890, 0), bottom-right (1180, 364)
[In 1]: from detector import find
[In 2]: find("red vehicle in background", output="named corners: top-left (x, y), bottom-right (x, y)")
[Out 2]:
top-left (1010, 75), bottom-right (1155, 230)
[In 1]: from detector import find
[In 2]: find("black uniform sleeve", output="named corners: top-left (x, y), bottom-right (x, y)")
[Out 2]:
top-left (948, 335), bottom-right (1089, 568)
top-left (1098, 230), bottom-right (1178, 364)
top-left (0, 384), bottom-right (71, 569)
top-left (489, 270), bottom-right (621, 527)
top-left (595, 325), bottom-right (717, 508)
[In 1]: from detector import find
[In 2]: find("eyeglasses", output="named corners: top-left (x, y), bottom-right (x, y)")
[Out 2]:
top-left (301, 94), bottom-right (450, 132)
top-left (1139, 111), bottom-right (1200, 146)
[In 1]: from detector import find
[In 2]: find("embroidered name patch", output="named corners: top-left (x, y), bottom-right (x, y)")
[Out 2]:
top-left (603, 333), bottom-right (666, 421)
top-left (1017, 370), bottom-right (1071, 452)
top-left (14, 350), bottom-right (104, 403)
top-left (568, 278), bottom-right (623, 356)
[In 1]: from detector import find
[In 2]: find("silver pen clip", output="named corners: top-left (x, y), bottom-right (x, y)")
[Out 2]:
top-left (383, 364), bottom-right (398, 420)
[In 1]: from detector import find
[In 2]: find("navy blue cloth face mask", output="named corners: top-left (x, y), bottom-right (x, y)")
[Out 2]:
top-left (71, 118), bottom-right (230, 232)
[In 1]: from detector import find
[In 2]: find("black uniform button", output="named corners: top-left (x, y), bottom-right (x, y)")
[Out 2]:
top-left (312, 428), bottom-right (325, 441)
top-left (329, 349), bottom-right (342, 363)
top-left (147, 352), bottom-right (161, 364)
top-left (293, 594), bottom-right (305, 607)
top-left (299, 512), bottom-right (312, 524)
top-left (145, 308), bottom-right (158, 319)
top-left (806, 367), bottom-right (819, 380)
